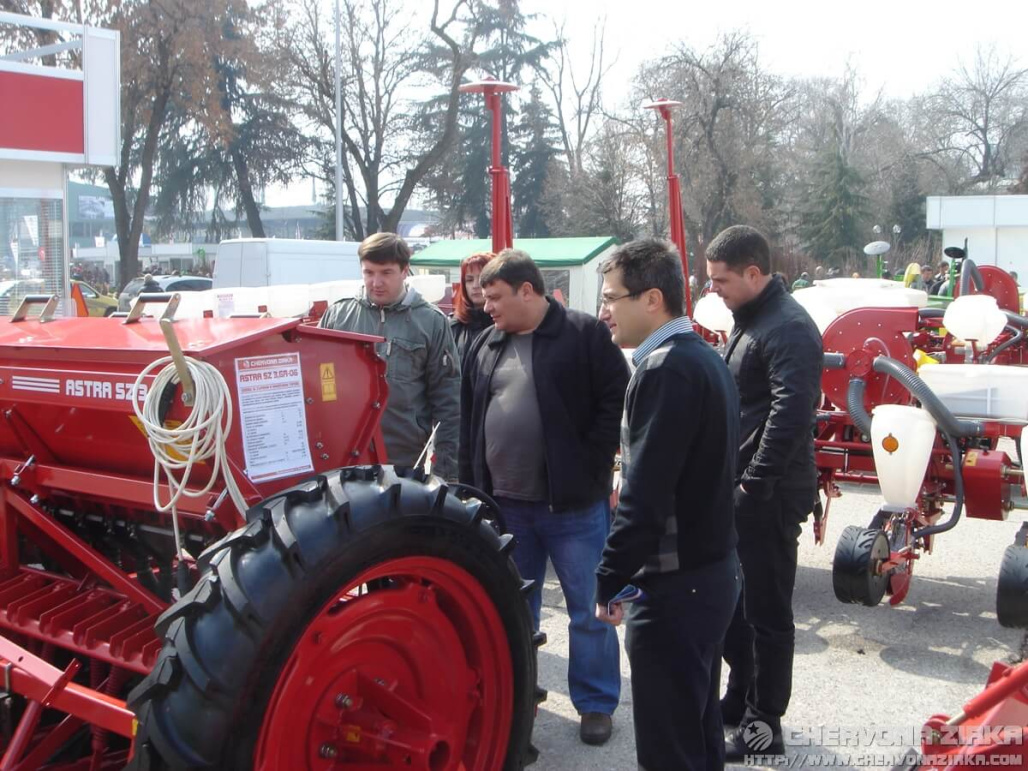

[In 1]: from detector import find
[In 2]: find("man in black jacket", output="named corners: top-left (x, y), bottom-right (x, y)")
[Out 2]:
top-left (595, 239), bottom-right (741, 771)
top-left (459, 249), bottom-right (630, 746)
top-left (706, 225), bottom-right (823, 761)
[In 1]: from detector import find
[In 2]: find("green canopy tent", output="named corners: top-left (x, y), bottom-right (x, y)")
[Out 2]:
top-left (410, 236), bottom-right (617, 315)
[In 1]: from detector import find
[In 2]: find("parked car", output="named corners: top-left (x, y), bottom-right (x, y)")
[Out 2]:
top-left (117, 275), bottom-right (213, 312)
top-left (72, 280), bottom-right (118, 316)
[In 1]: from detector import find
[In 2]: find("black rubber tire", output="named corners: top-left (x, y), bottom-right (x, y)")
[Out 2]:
top-left (997, 544), bottom-right (1028, 628)
top-left (127, 465), bottom-right (541, 769)
top-left (832, 525), bottom-right (890, 606)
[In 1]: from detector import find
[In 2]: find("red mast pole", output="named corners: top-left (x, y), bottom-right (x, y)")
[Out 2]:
top-left (643, 99), bottom-right (692, 316)
top-left (459, 78), bottom-right (519, 255)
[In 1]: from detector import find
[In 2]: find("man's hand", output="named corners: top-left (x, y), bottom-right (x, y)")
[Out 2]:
top-left (595, 602), bottom-right (624, 627)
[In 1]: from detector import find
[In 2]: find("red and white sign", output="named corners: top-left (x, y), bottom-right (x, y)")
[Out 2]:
top-left (0, 13), bottom-right (120, 167)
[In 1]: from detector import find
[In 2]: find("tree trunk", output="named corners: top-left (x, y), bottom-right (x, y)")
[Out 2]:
top-left (231, 147), bottom-right (265, 237)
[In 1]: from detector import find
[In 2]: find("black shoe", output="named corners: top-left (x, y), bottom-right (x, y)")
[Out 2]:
top-left (580, 712), bottom-right (613, 746)
top-left (725, 723), bottom-right (785, 763)
top-left (720, 695), bottom-right (746, 729)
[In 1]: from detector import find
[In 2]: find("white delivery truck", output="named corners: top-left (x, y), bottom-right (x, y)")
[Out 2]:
top-left (214, 238), bottom-right (362, 288)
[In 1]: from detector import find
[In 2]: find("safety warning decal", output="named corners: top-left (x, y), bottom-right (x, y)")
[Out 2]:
top-left (319, 362), bottom-right (337, 402)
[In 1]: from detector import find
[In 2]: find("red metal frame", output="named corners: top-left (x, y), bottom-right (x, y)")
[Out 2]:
top-left (0, 315), bottom-right (390, 765)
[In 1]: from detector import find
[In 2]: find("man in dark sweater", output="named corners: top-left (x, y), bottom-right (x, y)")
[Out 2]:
top-left (706, 225), bottom-right (823, 761)
top-left (595, 239), bottom-right (741, 770)
top-left (460, 249), bottom-right (630, 746)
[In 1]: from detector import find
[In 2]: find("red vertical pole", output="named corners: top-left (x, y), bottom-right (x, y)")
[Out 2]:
top-left (460, 79), bottom-right (518, 256)
top-left (659, 104), bottom-right (692, 317)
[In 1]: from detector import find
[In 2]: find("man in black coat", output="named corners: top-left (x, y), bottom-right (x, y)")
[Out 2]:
top-left (595, 239), bottom-right (741, 771)
top-left (459, 249), bottom-right (630, 746)
top-left (706, 225), bottom-right (823, 761)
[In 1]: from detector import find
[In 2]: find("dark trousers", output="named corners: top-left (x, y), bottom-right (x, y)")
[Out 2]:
top-left (722, 489), bottom-right (810, 729)
top-left (626, 552), bottom-right (741, 771)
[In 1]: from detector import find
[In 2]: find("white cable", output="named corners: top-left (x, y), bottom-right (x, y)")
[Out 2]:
top-left (132, 356), bottom-right (248, 556)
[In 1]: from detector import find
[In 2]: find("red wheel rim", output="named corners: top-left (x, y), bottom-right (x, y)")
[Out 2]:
top-left (254, 556), bottom-right (514, 770)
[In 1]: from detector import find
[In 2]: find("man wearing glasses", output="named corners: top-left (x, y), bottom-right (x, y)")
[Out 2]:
top-left (595, 238), bottom-right (741, 770)
top-left (459, 249), bottom-right (630, 746)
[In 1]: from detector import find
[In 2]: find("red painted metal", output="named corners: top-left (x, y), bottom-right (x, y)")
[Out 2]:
top-left (6, 492), bottom-right (165, 615)
top-left (254, 556), bottom-right (514, 770)
top-left (0, 314), bottom-right (389, 762)
top-left (0, 71), bottom-right (84, 155)
top-left (0, 637), bottom-right (134, 737)
top-left (913, 659), bottom-right (1028, 771)
top-left (961, 449), bottom-right (1013, 521)
top-left (821, 307), bottom-right (920, 411)
top-left (644, 100), bottom-right (693, 316)
top-left (954, 265), bottom-right (1021, 314)
top-left (460, 79), bottom-right (519, 255)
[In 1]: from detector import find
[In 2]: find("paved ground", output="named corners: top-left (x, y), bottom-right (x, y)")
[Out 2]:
top-left (530, 482), bottom-right (1028, 770)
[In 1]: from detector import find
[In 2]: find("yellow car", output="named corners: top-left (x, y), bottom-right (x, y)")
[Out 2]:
top-left (72, 280), bottom-right (118, 316)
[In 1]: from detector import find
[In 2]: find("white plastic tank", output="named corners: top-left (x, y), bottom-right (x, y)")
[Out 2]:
top-left (919, 364), bottom-right (1028, 421)
top-left (871, 405), bottom-right (937, 511)
top-left (693, 293), bottom-right (734, 334)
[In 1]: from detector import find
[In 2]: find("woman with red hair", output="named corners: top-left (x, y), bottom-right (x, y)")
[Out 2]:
top-left (449, 251), bottom-right (496, 361)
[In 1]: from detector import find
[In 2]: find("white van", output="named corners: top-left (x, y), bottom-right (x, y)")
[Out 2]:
top-left (214, 238), bottom-right (361, 288)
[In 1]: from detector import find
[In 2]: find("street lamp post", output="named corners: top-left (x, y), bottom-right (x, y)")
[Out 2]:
top-left (642, 99), bottom-right (692, 316)
top-left (334, 0), bottom-right (344, 241)
top-left (459, 78), bottom-right (519, 255)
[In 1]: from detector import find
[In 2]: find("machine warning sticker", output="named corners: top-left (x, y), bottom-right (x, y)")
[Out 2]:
top-left (234, 352), bottom-right (314, 483)
top-left (319, 362), bottom-right (337, 402)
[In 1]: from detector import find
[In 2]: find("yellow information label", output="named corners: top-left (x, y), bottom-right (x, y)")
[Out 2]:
top-left (965, 450), bottom-right (978, 467)
top-left (320, 362), bottom-right (337, 402)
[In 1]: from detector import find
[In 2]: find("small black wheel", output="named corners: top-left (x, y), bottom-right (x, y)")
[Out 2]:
top-left (833, 526), bottom-right (890, 606)
top-left (997, 544), bottom-right (1028, 628)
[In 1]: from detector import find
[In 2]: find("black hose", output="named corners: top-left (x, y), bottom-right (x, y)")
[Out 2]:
top-left (918, 308), bottom-right (945, 320)
top-left (913, 432), bottom-right (964, 540)
top-left (823, 352), bottom-right (846, 370)
top-left (985, 325), bottom-right (1025, 363)
top-left (959, 259), bottom-right (985, 297)
top-left (1004, 310), bottom-right (1028, 328)
top-left (847, 378), bottom-right (872, 435)
top-left (871, 357), bottom-right (984, 437)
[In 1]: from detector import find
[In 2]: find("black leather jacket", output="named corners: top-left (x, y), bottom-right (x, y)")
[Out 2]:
top-left (449, 308), bottom-right (493, 365)
top-left (724, 277), bottom-right (823, 501)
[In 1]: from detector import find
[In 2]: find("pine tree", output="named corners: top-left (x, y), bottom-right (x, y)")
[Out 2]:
top-left (800, 149), bottom-right (869, 268)
top-left (511, 84), bottom-right (559, 237)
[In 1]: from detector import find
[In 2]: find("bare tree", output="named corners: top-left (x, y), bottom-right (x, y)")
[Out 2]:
top-left (925, 46), bottom-right (1028, 185)
top-left (284, 0), bottom-right (485, 238)
top-left (536, 17), bottom-right (612, 175)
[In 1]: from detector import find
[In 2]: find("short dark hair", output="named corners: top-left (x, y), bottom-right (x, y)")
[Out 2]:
top-left (600, 238), bottom-right (685, 316)
top-left (705, 225), bottom-right (771, 275)
top-left (358, 232), bottom-right (411, 269)
top-left (480, 249), bottom-right (545, 295)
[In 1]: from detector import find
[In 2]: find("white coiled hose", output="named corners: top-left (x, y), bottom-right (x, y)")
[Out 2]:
top-left (132, 356), bottom-right (248, 558)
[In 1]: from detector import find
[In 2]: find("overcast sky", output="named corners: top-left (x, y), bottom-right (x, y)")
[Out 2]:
top-left (267, 0), bottom-right (1027, 208)
top-left (526, 0), bottom-right (1028, 101)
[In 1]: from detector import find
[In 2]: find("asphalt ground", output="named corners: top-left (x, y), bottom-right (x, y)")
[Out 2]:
top-left (530, 481), bottom-right (1028, 770)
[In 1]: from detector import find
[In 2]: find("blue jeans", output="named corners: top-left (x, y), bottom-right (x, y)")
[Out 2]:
top-left (496, 496), bottom-right (621, 715)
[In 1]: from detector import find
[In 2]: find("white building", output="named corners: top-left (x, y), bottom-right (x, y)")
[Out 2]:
top-left (926, 195), bottom-right (1028, 276)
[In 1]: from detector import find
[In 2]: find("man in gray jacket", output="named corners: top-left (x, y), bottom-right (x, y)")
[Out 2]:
top-left (320, 232), bottom-right (460, 478)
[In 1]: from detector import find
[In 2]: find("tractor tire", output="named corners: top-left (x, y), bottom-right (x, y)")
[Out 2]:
top-left (127, 465), bottom-right (542, 770)
top-left (997, 544), bottom-right (1028, 628)
top-left (832, 526), bottom-right (890, 607)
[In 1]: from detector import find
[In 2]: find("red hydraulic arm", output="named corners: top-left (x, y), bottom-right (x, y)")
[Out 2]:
top-left (460, 77), bottom-right (519, 255)
top-left (644, 99), bottom-right (692, 316)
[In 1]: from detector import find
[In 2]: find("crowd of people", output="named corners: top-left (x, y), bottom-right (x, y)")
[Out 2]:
top-left (319, 228), bottom-right (825, 770)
